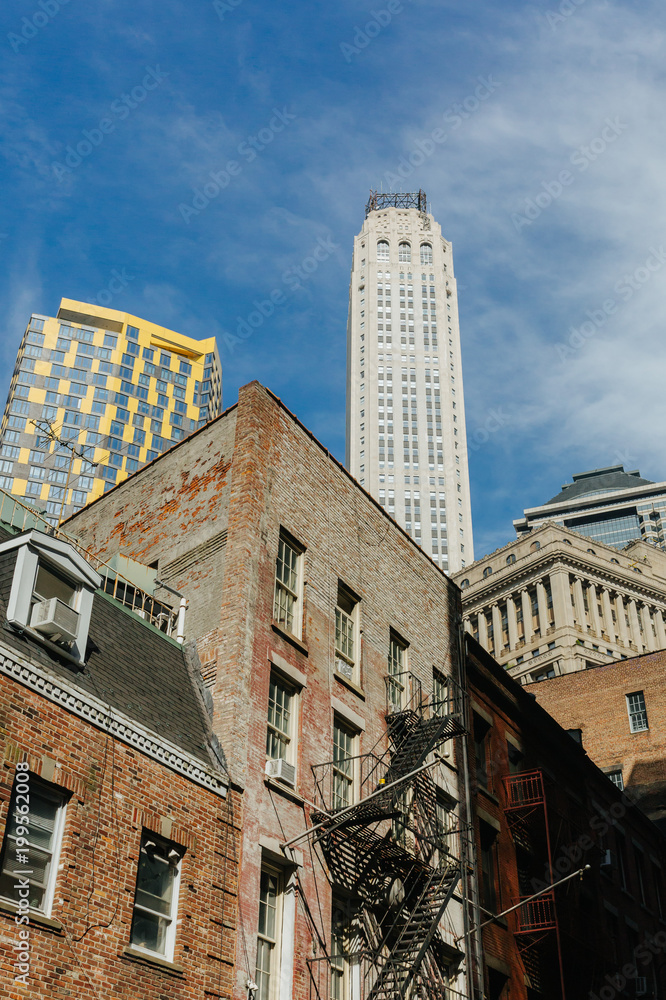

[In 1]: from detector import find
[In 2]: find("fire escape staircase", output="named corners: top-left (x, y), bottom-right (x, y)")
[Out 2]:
top-left (503, 770), bottom-right (565, 998)
top-left (309, 672), bottom-right (467, 1000)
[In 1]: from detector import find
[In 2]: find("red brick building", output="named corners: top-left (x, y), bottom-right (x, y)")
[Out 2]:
top-left (0, 514), bottom-right (238, 999)
top-left (467, 636), bottom-right (666, 999)
top-left (526, 650), bottom-right (666, 834)
top-left (66, 382), bottom-right (475, 1000)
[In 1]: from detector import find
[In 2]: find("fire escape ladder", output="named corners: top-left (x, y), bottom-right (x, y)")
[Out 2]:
top-left (502, 770), bottom-right (567, 1000)
top-left (365, 862), bottom-right (461, 1000)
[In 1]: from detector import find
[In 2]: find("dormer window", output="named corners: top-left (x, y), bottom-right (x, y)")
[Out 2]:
top-left (0, 529), bottom-right (101, 667)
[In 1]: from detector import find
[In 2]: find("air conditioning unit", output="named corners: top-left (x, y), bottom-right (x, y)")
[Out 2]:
top-left (265, 758), bottom-right (296, 787)
top-left (600, 849), bottom-right (615, 869)
top-left (30, 598), bottom-right (79, 643)
top-left (635, 978), bottom-right (648, 996)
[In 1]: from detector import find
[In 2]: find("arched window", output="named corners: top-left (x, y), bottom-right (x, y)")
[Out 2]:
top-left (610, 557), bottom-right (620, 564)
top-left (460, 578), bottom-right (469, 590)
top-left (587, 548), bottom-right (596, 555)
top-left (420, 243), bottom-right (433, 265)
top-left (530, 541), bottom-right (541, 552)
top-left (398, 242), bottom-right (411, 263)
top-left (562, 538), bottom-right (572, 545)
top-left (377, 240), bottom-right (389, 261)
top-left (506, 553), bottom-right (516, 565)
top-left (483, 566), bottom-right (493, 578)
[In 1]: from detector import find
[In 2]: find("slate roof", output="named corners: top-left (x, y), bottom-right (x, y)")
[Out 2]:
top-left (543, 466), bottom-right (655, 507)
top-left (0, 524), bottom-right (225, 779)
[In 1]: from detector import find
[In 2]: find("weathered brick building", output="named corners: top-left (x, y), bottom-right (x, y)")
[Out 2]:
top-left (0, 505), bottom-right (238, 998)
top-left (467, 635), bottom-right (666, 999)
top-left (527, 650), bottom-right (666, 835)
top-left (67, 381), bottom-right (477, 1000)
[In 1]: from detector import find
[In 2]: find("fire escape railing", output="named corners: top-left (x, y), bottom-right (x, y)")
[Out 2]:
top-left (502, 770), bottom-right (566, 999)
top-left (308, 672), bottom-right (468, 1000)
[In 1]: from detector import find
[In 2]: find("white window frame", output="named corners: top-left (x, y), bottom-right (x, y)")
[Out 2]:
top-left (377, 240), bottom-right (390, 261)
top-left (273, 530), bottom-right (304, 639)
top-left (0, 530), bottom-right (100, 665)
top-left (387, 632), bottom-right (408, 711)
top-left (420, 244), bottom-right (433, 265)
top-left (398, 242), bottom-right (412, 263)
top-left (257, 865), bottom-right (284, 1000)
top-left (332, 716), bottom-right (359, 811)
top-left (0, 774), bottom-right (67, 917)
top-left (626, 691), bottom-right (648, 733)
top-left (335, 581), bottom-right (360, 684)
top-left (130, 831), bottom-right (184, 962)
top-left (266, 672), bottom-right (298, 768)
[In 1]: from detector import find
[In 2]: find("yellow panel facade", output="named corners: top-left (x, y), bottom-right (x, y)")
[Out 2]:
top-left (0, 298), bottom-right (222, 523)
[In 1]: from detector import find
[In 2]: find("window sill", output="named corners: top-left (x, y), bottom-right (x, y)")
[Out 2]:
top-left (476, 786), bottom-right (500, 806)
top-left (121, 946), bottom-right (184, 975)
top-left (265, 776), bottom-right (305, 806)
top-left (334, 671), bottom-right (366, 700)
top-left (271, 621), bottom-right (309, 657)
top-left (0, 898), bottom-right (63, 933)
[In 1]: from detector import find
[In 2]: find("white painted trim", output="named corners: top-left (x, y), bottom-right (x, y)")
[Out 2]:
top-left (279, 871), bottom-right (297, 1000)
top-left (0, 640), bottom-right (227, 796)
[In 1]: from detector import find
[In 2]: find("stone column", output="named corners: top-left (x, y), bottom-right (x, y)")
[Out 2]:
top-left (521, 589), bottom-right (533, 644)
top-left (536, 580), bottom-right (549, 636)
top-left (549, 569), bottom-right (571, 631)
top-left (477, 611), bottom-right (488, 649)
top-left (573, 577), bottom-right (587, 631)
top-left (641, 605), bottom-right (657, 652)
top-left (491, 604), bottom-right (502, 655)
top-left (507, 595), bottom-right (518, 649)
top-left (601, 588), bottom-right (615, 644)
top-left (588, 583), bottom-right (602, 638)
top-left (615, 594), bottom-right (629, 647)
top-left (628, 599), bottom-right (643, 652)
top-left (655, 608), bottom-right (666, 649)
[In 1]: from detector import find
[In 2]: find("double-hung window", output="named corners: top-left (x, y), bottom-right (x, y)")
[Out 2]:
top-left (267, 674), bottom-right (294, 765)
top-left (331, 896), bottom-right (353, 1000)
top-left (0, 773), bottom-right (67, 916)
top-left (274, 531), bottom-right (304, 637)
top-left (387, 632), bottom-right (408, 712)
top-left (130, 831), bottom-right (184, 960)
top-left (335, 581), bottom-right (359, 683)
top-left (257, 867), bottom-right (282, 1000)
top-left (332, 718), bottom-right (357, 810)
top-left (627, 691), bottom-right (648, 733)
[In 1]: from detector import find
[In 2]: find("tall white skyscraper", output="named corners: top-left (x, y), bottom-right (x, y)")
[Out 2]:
top-left (345, 191), bottom-right (474, 572)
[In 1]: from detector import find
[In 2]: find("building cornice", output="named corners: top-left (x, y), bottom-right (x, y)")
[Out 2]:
top-left (0, 640), bottom-right (228, 797)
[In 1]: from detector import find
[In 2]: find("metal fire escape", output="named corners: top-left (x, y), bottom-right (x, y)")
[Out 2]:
top-left (502, 770), bottom-right (566, 999)
top-left (307, 671), bottom-right (469, 1000)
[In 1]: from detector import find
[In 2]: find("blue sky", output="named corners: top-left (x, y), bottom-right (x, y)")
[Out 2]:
top-left (2, 0), bottom-right (666, 559)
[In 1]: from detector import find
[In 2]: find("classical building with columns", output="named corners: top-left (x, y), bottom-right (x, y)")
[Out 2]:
top-left (452, 521), bottom-right (666, 684)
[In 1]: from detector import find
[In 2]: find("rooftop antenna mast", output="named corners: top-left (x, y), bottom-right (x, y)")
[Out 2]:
top-left (30, 418), bottom-right (97, 527)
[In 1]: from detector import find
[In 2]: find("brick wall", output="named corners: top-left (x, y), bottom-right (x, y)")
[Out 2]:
top-left (527, 650), bottom-right (666, 822)
top-left (68, 381), bottom-right (468, 1000)
top-left (0, 675), bottom-right (239, 1000)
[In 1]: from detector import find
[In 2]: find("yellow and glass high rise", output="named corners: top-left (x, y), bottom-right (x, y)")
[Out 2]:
top-left (0, 298), bottom-right (222, 523)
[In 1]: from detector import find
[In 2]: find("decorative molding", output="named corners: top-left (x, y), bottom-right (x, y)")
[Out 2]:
top-left (0, 641), bottom-right (228, 797)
